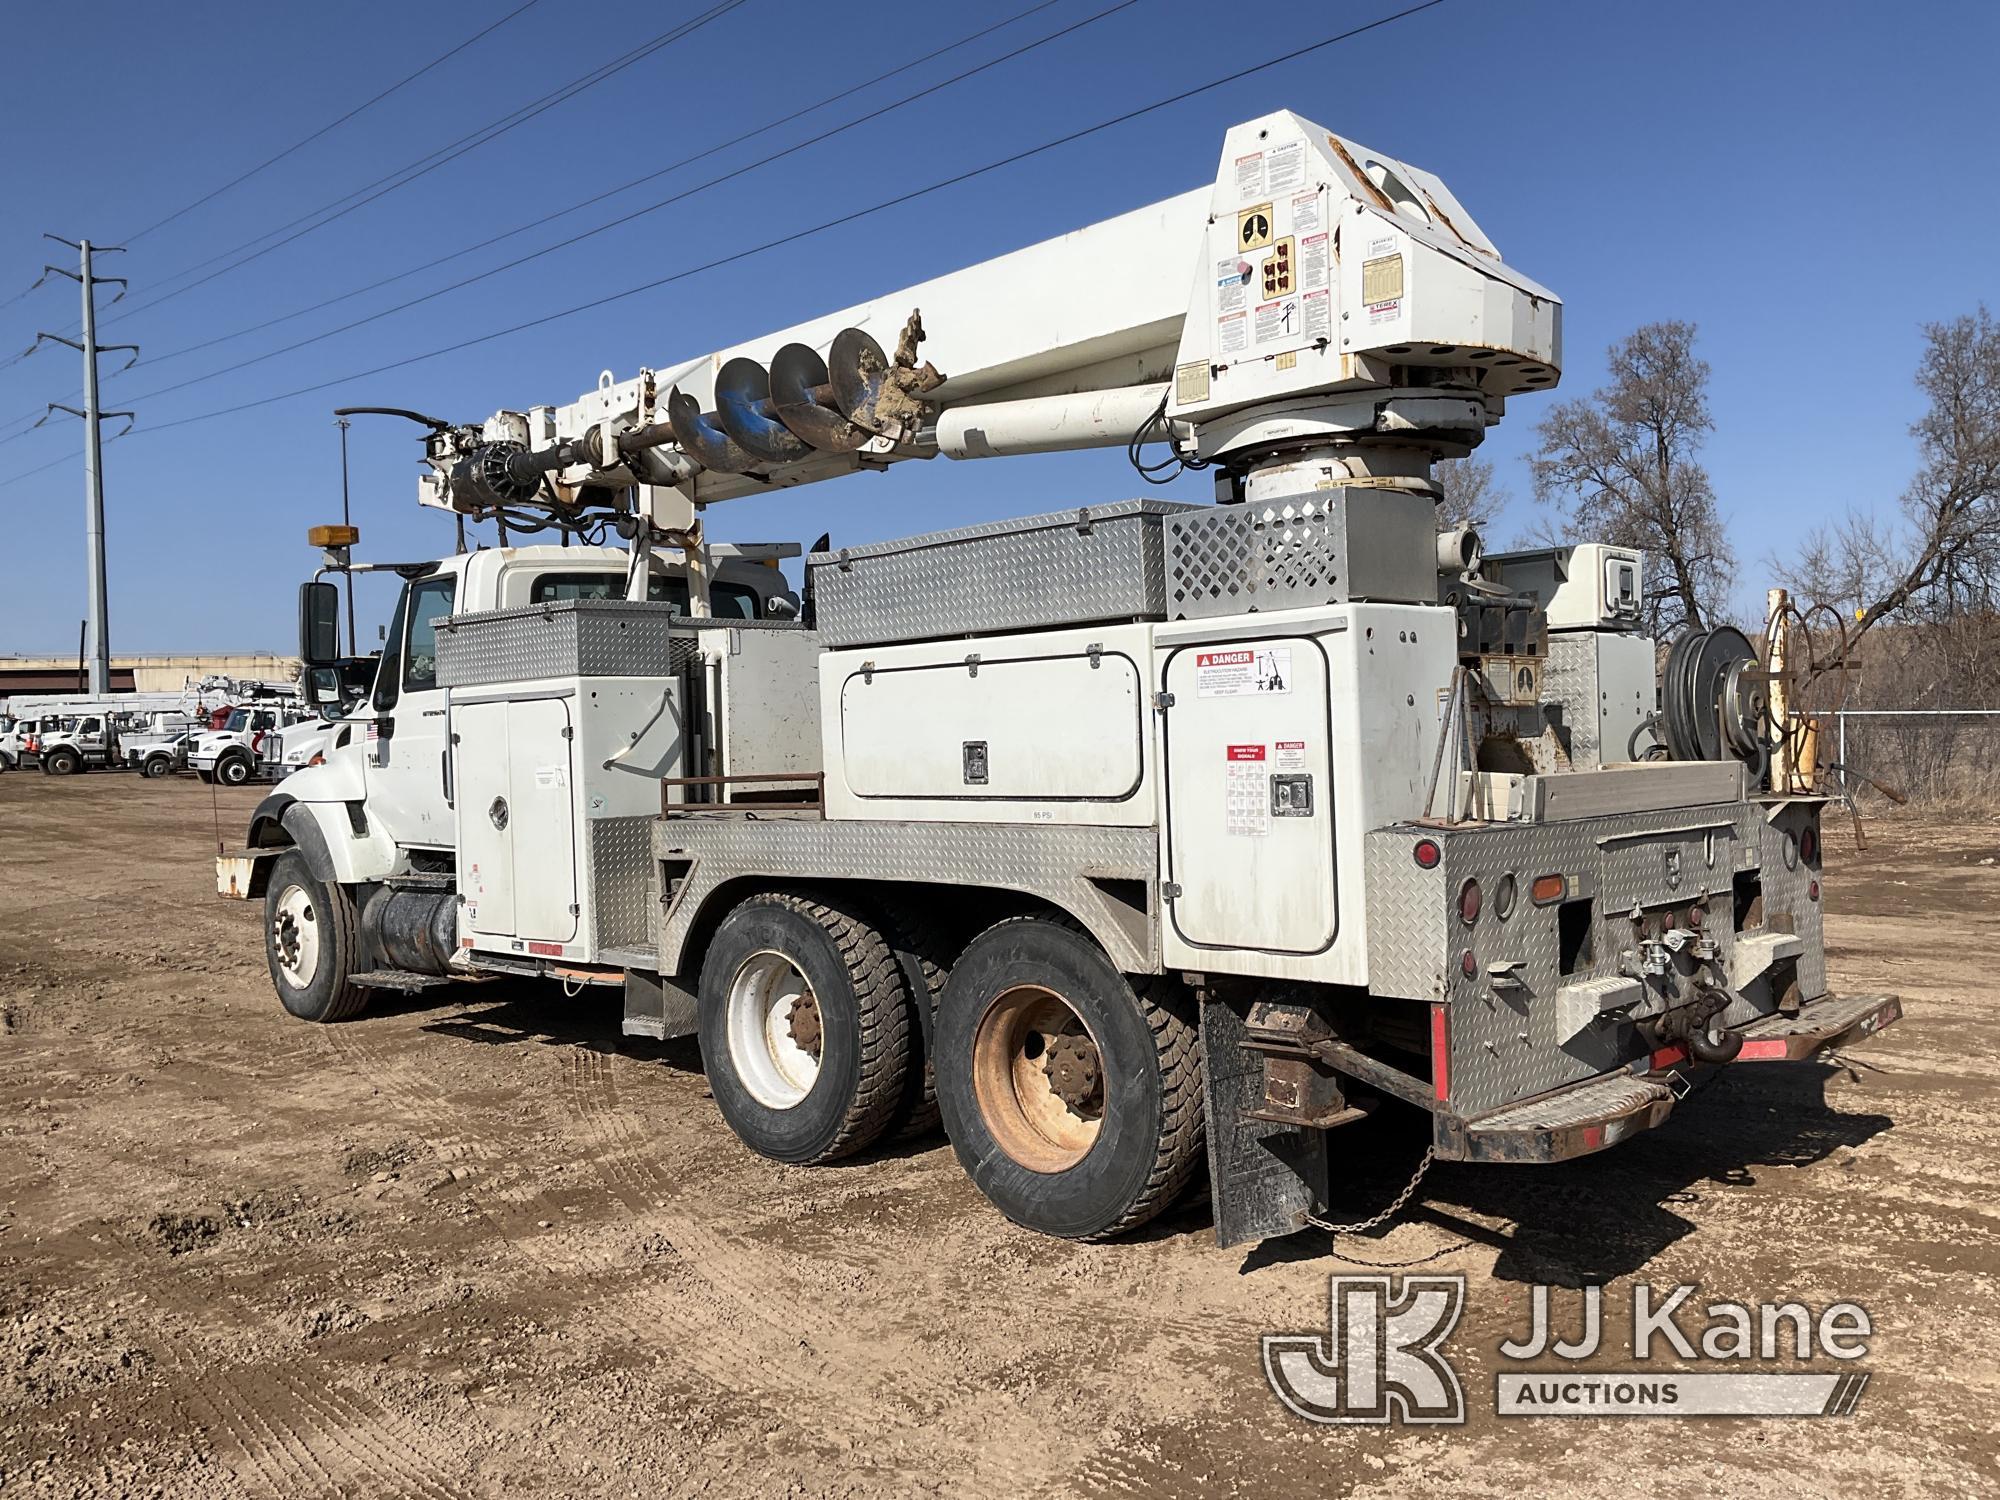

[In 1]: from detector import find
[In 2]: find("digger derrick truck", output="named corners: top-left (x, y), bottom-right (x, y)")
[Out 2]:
top-left (219, 110), bottom-right (1900, 1247)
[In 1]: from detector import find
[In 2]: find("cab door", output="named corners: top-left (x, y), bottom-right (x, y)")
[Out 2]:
top-left (364, 572), bottom-right (457, 848)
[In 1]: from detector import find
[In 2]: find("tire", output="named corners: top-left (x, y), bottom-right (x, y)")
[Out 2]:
top-left (216, 752), bottom-right (253, 786)
top-left (43, 748), bottom-right (81, 776)
top-left (872, 897), bottom-right (964, 1141)
top-left (935, 916), bottom-right (1204, 1241)
top-left (263, 850), bottom-right (368, 1023)
top-left (142, 756), bottom-right (172, 779)
top-left (697, 891), bottom-right (913, 1165)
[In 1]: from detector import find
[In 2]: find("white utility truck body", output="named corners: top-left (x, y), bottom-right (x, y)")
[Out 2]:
top-left (221, 110), bottom-right (1898, 1248)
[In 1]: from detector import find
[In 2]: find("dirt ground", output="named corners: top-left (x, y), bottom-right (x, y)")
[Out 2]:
top-left (1, 774), bottom-right (1996, 1499)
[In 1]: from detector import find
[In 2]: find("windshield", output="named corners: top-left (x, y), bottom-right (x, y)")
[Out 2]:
top-left (223, 709), bottom-right (250, 732)
top-left (529, 571), bottom-right (761, 618)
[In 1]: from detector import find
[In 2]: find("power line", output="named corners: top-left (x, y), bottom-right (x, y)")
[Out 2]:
top-left (95, 0), bottom-right (752, 330)
top-left (113, 0), bottom-right (1137, 409)
top-left (4, 0), bottom-right (1448, 466)
top-left (121, 0), bottom-right (548, 244)
top-left (114, 0), bottom-right (1074, 375)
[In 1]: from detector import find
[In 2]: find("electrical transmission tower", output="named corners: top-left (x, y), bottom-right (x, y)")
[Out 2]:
top-left (29, 236), bottom-right (138, 697)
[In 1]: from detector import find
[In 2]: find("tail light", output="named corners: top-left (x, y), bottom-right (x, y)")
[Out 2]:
top-left (1413, 838), bottom-right (1442, 869)
top-left (1800, 827), bottom-right (1819, 865)
top-left (1458, 878), bottom-right (1482, 926)
top-left (1531, 873), bottom-right (1567, 905)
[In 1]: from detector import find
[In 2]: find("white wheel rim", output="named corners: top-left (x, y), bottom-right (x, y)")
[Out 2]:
top-left (725, 950), bottom-right (821, 1109)
top-left (272, 884), bottom-right (322, 989)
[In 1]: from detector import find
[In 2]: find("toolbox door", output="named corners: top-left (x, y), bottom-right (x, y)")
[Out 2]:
top-left (454, 700), bottom-right (515, 939)
top-left (505, 698), bottom-right (579, 944)
top-left (1161, 637), bottom-right (1337, 954)
top-left (453, 697), bottom-right (578, 945)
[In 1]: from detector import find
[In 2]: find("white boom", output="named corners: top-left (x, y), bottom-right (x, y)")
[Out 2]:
top-left (422, 108), bottom-right (1560, 530)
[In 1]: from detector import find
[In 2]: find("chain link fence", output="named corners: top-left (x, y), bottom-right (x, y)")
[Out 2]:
top-left (1831, 709), bottom-right (2000, 807)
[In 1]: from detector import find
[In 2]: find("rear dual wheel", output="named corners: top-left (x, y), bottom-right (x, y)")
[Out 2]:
top-left (935, 918), bottom-right (1205, 1241)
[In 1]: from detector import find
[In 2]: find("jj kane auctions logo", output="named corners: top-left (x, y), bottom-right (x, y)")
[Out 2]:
top-left (1264, 1276), bottom-right (1872, 1423)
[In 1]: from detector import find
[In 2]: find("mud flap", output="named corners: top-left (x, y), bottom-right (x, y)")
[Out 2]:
top-left (1201, 994), bottom-right (1329, 1249)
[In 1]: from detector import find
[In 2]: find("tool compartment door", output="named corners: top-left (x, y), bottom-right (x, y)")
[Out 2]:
top-left (454, 700), bottom-right (515, 939)
top-left (453, 697), bottom-right (579, 944)
top-left (505, 698), bottom-right (578, 943)
top-left (838, 649), bottom-right (1144, 801)
top-left (1162, 637), bottom-right (1337, 954)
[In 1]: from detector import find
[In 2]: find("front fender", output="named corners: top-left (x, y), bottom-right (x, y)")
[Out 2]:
top-left (249, 753), bottom-right (403, 886)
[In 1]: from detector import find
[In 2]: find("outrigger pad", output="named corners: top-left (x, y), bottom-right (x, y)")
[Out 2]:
top-left (1201, 994), bottom-right (1329, 1249)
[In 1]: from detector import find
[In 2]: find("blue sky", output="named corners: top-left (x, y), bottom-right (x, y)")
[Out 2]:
top-left (0, 0), bottom-right (1993, 654)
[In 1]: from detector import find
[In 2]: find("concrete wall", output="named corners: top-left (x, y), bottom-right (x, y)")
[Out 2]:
top-left (0, 654), bottom-right (299, 695)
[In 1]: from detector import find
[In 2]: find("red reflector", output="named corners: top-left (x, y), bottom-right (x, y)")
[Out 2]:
top-left (528, 941), bottom-right (564, 957)
top-left (1809, 880), bottom-right (1820, 903)
top-left (1737, 1038), bottom-right (1790, 1061)
top-left (1459, 948), bottom-right (1478, 977)
top-left (1458, 878), bottom-right (1482, 926)
top-left (1430, 1005), bottom-right (1450, 1101)
top-left (1531, 873), bottom-right (1567, 905)
top-left (1651, 1044), bottom-right (1687, 1070)
top-left (1413, 839), bottom-right (1441, 869)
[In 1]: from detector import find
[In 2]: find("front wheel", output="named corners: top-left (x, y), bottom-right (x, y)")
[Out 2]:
top-left (217, 752), bottom-right (253, 786)
top-left (697, 892), bottom-right (913, 1165)
top-left (43, 748), bottom-right (81, 776)
top-left (142, 756), bottom-right (173, 779)
top-left (935, 917), bottom-right (1204, 1241)
top-left (263, 850), bottom-right (368, 1022)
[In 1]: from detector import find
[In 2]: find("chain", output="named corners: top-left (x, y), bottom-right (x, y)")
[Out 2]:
top-left (1305, 1147), bottom-right (1435, 1235)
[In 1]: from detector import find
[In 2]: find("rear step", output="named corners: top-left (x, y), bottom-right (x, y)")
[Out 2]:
top-left (1732, 992), bottom-right (1902, 1061)
top-left (1438, 992), bottom-right (1902, 1164)
top-left (350, 970), bottom-right (457, 991)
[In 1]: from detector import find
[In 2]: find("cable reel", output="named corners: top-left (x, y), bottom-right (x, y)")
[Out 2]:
top-left (1660, 624), bottom-right (1768, 767)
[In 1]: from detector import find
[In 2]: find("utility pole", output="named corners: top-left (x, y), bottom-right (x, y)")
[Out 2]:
top-left (30, 236), bottom-right (137, 698)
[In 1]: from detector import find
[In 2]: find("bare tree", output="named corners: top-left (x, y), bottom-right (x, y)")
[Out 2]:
top-left (1530, 321), bottom-right (1734, 637)
top-left (1783, 306), bottom-right (2000, 647)
top-left (1435, 454), bottom-right (1505, 534)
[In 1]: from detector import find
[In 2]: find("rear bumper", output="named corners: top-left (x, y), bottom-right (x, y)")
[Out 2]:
top-left (1437, 992), bottom-right (1902, 1164)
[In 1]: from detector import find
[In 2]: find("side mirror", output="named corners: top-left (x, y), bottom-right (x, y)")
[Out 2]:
top-left (302, 665), bottom-right (344, 710)
top-left (299, 581), bottom-right (341, 667)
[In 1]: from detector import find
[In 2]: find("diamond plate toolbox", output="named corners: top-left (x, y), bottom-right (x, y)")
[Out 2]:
top-left (435, 599), bottom-right (698, 688)
top-left (806, 500), bottom-right (1201, 649)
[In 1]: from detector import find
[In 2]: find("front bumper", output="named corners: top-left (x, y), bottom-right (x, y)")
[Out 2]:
top-left (1436, 992), bottom-right (1902, 1163)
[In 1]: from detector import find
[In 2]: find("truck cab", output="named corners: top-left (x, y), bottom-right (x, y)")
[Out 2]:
top-left (32, 714), bottom-right (115, 775)
top-left (190, 706), bottom-right (310, 785)
top-left (234, 541), bottom-right (795, 906)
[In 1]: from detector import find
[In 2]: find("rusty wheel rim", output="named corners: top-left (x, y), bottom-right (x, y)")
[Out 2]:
top-left (971, 984), bottom-right (1105, 1173)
